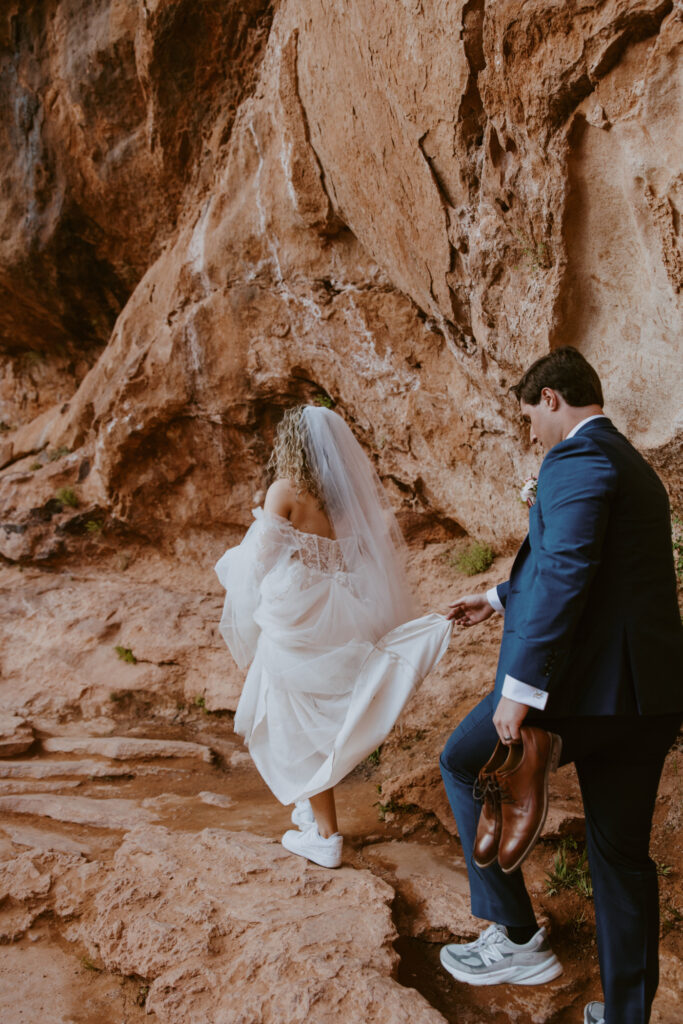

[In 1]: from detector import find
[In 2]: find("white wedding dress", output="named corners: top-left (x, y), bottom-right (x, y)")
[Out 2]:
top-left (215, 508), bottom-right (452, 805)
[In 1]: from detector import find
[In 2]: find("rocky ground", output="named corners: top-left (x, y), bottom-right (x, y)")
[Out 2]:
top-left (1, 542), bottom-right (680, 1024)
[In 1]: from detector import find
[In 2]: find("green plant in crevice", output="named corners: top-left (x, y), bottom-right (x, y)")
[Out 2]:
top-left (545, 837), bottom-right (593, 899)
top-left (55, 486), bottom-right (79, 508)
top-left (514, 230), bottom-right (551, 275)
top-left (374, 796), bottom-right (418, 822)
top-left (313, 394), bottom-right (334, 408)
top-left (86, 520), bottom-right (104, 533)
top-left (114, 645), bottom-right (137, 664)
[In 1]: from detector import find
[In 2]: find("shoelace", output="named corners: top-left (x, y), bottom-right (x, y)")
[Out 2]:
top-left (473, 776), bottom-right (515, 805)
top-left (464, 924), bottom-right (506, 950)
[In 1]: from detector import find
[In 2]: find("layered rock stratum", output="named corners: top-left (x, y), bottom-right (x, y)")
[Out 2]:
top-left (0, 3), bottom-right (681, 1023)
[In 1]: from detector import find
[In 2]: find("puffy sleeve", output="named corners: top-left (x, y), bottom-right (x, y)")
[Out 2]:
top-left (214, 509), bottom-right (292, 668)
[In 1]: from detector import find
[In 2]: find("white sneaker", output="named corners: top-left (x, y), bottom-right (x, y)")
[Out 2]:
top-left (584, 1002), bottom-right (605, 1024)
top-left (291, 799), bottom-right (315, 829)
top-left (440, 924), bottom-right (563, 986)
top-left (281, 824), bottom-right (343, 868)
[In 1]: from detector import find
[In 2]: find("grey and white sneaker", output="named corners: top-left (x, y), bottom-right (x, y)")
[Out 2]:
top-left (291, 799), bottom-right (315, 830)
top-left (584, 1002), bottom-right (605, 1024)
top-left (440, 924), bottom-right (563, 986)
top-left (281, 824), bottom-right (343, 868)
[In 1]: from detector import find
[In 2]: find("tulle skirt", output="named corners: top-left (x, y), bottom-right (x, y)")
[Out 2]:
top-left (233, 557), bottom-right (452, 804)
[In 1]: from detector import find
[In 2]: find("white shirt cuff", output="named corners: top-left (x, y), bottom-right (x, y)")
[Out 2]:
top-left (502, 674), bottom-right (549, 710)
top-left (486, 586), bottom-right (504, 613)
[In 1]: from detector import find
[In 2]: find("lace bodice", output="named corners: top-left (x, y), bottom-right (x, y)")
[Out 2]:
top-left (290, 529), bottom-right (347, 575)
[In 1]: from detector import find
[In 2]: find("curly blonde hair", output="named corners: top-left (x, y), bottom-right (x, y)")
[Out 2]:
top-left (268, 406), bottom-right (322, 502)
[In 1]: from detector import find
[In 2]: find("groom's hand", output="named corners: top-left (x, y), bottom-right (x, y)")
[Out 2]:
top-left (447, 593), bottom-right (495, 625)
top-left (493, 696), bottom-right (529, 744)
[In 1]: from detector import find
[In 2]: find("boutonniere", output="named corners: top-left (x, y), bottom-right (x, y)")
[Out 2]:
top-left (520, 475), bottom-right (538, 508)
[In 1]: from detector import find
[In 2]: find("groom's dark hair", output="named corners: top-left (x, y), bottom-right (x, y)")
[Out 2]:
top-left (511, 346), bottom-right (604, 407)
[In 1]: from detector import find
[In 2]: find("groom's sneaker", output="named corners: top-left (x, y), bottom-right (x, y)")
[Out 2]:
top-left (440, 924), bottom-right (563, 986)
top-left (584, 1002), bottom-right (605, 1024)
top-left (291, 799), bottom-right (315, 829)
top-left (281, 824), bottom-right (343, 868)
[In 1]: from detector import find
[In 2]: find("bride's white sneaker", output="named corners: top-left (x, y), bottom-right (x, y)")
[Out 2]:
top-left (291, 799), bottom-right (315, 829)
top-left (281, 824), bottom-right (343, 868)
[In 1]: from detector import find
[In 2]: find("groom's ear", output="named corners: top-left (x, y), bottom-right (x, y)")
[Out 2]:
top-left (540, 387), bottom-right (560, 411)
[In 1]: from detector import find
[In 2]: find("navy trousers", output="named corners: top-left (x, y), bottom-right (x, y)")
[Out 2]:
top-left (440, 692), bottom-right (680, 1024)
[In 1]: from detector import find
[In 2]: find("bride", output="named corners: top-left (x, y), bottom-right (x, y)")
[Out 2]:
top-left (215, 405), bottom-right (452, 868)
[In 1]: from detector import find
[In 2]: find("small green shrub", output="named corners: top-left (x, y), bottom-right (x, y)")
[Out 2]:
top-left (313, 394), bottom-right (334, 408)
top-left (455, 541), bottom-right (494, 576)
top-left (366, 747), bottom-right (381, 767)
top-left (115, 645), bottom-right (137, 664)
top-left (55, 486), bottom-right (78, 508)
top-left (81, 956), bottom-right (100, 972)
top-left (30, 462), bottom-right (43, 472)
top-left (374, 797), bottom-right (418, 822)
top-left (86, 520), bottom-right (104, 533)
top-left (545, 838), bottom-right (593, 899)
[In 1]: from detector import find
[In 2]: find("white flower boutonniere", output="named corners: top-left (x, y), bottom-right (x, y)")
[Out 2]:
top-left (520, 475), bottom-right (538, 508)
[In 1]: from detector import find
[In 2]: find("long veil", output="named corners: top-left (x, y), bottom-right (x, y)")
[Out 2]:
top-left (301, 406), bottom-right (417, 636)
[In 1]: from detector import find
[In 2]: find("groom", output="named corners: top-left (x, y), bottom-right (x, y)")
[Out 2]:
top-left (439, 347), bottom-right (682, 1024)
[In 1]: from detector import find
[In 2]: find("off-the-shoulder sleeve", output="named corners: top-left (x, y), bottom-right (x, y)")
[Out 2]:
top-left (214, 509), bottom-right (294, 668)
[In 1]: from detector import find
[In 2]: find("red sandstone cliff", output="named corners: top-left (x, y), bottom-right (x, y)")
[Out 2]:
top-left (0, 0), bottom-right (680, 565)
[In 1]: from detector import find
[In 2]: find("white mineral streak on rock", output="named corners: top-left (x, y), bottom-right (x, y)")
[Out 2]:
top-left (41, 737), bottom-right (214, 762)
top-left (0, 780), bottom-right (82, 794)
top-left (198, 791), bottom-right (234, 808)
top-left (0, 760), bottom-right (166, 778)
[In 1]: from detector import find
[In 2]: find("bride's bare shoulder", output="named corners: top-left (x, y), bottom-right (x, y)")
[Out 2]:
top-left (264, 478), bottom-right (297, 519)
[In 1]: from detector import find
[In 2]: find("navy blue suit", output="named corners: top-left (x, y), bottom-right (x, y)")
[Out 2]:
top-left (440, 418), bottom-right (682, 1023)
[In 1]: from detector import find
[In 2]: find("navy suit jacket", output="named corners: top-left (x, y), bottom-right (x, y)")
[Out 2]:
top-left (494, 418), bottom-right (683, 716)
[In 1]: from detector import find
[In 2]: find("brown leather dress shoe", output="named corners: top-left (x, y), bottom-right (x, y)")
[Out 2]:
top-left (496, 726), bottom-right (562, 875)
top-left (472, 740), bottom-right (509, 868)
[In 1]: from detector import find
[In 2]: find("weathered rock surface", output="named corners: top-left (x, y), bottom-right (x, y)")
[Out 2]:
top-left (0, 0), bottom-right (680, 566)
top-left (0, 758), bottom-right (171, 778)
top-left (1, 823), bottom-right (91, 856)
top-left (0, 826), bottom-right (447, 1024)
top-left (0, 938), bottom-right (150, 1024)
top-left (0, 713), bottom-right (34, 755)
top-left (0, 793), bottom-right (158, 830)
top-left (42, 735), bottom-right (214, 762)
top-left (0, 564), bottom-right (243, 722)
